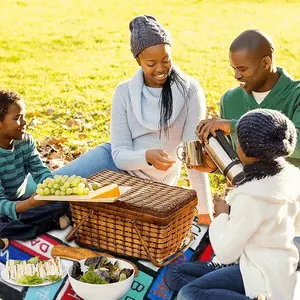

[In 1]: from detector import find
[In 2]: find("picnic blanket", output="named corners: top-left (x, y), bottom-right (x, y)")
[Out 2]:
top-left (0, 217), bottom-right (212, 300)
top-left (1, 217), bottom-right (299, 300)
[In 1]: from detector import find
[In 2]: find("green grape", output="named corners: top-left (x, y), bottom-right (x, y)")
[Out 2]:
top-left (66, 188), bottom-right (72, 195)
top-left (62, 175), bottom-right (68, 182)
top-left (92, 183), bottom-right (100, 191)
top-left (38, 175), bottom-right (92, 196)
top-left (54, 175), bottom-right (62, 183)
top-left (63, 182), bottom-right (70, 189)
top-left (69, 175), bottom-right (76, 181)
top-left (60, 185), bottom-right (67, 191)
top-left (43, 178), bottom-right (51, 184)
top-left (77, 188), bottom-right (84, 195)
top-left (71, 180), bottom-right (78, 187)
top-left (53, 183), bottom-right (60, 189)
top-left (81, 178), bottom-right (88, 185)
top-left (72, 187), bottom-right (79, 194)
top-left (78, 182), bottom-right (85, 190)
top-left (36, 188), bottom-right (43, 195)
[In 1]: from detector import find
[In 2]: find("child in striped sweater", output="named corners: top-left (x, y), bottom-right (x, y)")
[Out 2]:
top-left (0, 90), bottom-right (69, 241)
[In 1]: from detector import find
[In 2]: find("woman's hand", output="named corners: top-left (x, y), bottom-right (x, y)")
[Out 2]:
top-left (146, 149), bottom-right (176, 171)
top-left (213, 194), bottom-right (230, 217)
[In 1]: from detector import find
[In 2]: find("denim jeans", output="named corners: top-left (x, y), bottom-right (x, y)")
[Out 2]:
top-left (0, 201), bottom-right (69, 240)
top-left (26, 142), bottom-right (124, 193)
top-left (53, 142), bottom-right (123, 177)
top-left (166, 261), bottom-right (252, 300)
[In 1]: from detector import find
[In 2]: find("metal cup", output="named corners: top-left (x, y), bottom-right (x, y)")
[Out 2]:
top-left (177, 140), bottom-right (203, 167)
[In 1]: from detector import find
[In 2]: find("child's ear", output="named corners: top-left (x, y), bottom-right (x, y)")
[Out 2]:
top-left (136, 57), bottom-right (141, 66)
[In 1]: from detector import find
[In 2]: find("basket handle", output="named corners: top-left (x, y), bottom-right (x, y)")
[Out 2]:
top-left (65, 210), bottom-right (94, 242)
top-left (132, 221), bottom-right (194, 267)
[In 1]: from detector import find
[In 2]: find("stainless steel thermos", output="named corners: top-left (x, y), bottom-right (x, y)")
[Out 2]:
top-left (203, 131), bottom-right (245, 185)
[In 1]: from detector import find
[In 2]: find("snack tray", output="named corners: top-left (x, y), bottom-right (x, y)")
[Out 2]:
top-left (34, 186), bottom-right (131, 203)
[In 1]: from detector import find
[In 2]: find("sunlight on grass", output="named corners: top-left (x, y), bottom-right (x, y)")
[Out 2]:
top-left (1, 0), bottom-right (300, 189)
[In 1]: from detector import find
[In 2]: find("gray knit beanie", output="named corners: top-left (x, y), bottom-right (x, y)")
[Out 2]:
top-left (129, 15), bottom-right (172, 58)
top-left (237, 109), bottom-right (297, 159)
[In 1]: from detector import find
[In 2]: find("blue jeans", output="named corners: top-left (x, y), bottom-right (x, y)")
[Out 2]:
top-left (0, 201), bottom-right (69, 240)
top-left (166, 261), bottom-right (252, 300)
top-left (2, 143), bottom-right (123, 241)
top-left (26, 142), bottom-right (123, 195)
top-left (26, 142), bottom-right (123, 193)
top-left (54, 142), bottom-right (123, 177)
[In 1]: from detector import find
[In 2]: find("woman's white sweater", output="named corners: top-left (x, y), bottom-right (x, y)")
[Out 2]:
top-left (210, 164), bottom-right (300, 300)
top-left (110, 67), bottom-right (212, 213)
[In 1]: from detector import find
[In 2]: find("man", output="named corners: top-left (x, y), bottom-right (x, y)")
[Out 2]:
top-left (196, 29), bottom-right (300, 267)
top-left (197, 29), bottom-right (300, 168)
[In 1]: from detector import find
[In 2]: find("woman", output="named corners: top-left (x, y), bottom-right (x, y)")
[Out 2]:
top-left (53, 15), bottom-right (212, 223)
top-left (166, 109), bottom-right (300, 300)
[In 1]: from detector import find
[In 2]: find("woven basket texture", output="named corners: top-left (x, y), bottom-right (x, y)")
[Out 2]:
top-left (71, 170), bottom-right (197, 261)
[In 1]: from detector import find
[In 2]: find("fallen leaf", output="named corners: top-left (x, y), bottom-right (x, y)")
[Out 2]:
top-left (26, 111), bottom-right (42, 117)
top-left (78, 133), bottom-right (88, 139)
top-left (47, 108), bottom-right (55, 115)
top-left (48, 151), bottom-right (64, 160)
top-left (74, 112), bottom-right (84, 118)
top-left (48, 158), bottom-right (65, 170)
top-left (65, 119), bottom-right (81, 127)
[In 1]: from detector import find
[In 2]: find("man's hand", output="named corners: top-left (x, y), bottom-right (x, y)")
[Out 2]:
top-left (15, 194), bottom-right (49, 213)
top-left (196, 118), bottom-right (232, 144)
top-left (213, 194), bottom-right (230, 217)
top-left (191, 150), bottom-right (218, 173)
top-left (146, 149), bottom-right (176, 171)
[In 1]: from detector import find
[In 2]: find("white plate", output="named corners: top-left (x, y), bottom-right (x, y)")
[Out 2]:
top-left (1, 268), bottom-right (67, 287)
top-left (34, 186), bottom-right (131, 203)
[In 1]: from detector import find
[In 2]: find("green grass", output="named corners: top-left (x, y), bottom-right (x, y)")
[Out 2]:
top-left (1, 0), bottom-right (300, 192)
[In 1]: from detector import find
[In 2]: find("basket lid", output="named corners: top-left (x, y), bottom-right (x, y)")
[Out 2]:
top-left (88, 170), bottom-right (197, 218)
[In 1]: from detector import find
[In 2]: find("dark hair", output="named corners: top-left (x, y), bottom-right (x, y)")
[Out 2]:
top-left (0, 90), bottom-right (22, 121)
top-left (230, 30), bottom-right (275, 59)
top-left (159, 68), bottom-right (187, 138)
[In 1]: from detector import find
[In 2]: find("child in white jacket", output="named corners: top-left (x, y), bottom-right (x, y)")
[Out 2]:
top-left (166, 108), bottom-right (300, 300)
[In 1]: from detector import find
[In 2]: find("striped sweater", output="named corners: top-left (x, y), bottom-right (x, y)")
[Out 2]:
top-left (0, 133), bottom-right (52, 220)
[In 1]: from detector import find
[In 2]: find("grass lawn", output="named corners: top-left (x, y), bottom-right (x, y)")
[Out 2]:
top-left (1, 0), bottom-right (300, 191)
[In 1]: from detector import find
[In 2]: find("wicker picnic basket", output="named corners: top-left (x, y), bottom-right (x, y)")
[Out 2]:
top-left (66, 170), bottom-right (197, 267)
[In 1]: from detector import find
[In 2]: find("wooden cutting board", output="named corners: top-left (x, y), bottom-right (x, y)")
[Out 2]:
top-left (34, 186), bottom-right (131, 203)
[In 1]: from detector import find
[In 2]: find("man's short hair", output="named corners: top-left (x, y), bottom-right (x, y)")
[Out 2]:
top-left (230, 29), bottom-right (275, 58)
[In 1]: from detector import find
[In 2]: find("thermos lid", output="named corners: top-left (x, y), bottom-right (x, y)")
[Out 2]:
top-left (231, 172), bottom-right (246, 186)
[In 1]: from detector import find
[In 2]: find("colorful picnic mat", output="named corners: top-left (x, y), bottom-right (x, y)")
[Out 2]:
top-left (0, 217), bottom-right (212, 300)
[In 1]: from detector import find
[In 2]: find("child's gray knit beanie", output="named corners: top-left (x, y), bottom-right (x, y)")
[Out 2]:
top-left (237, 108), bottom-right (297, 159)
top-left (129, 15), bottom-right (171, 58)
